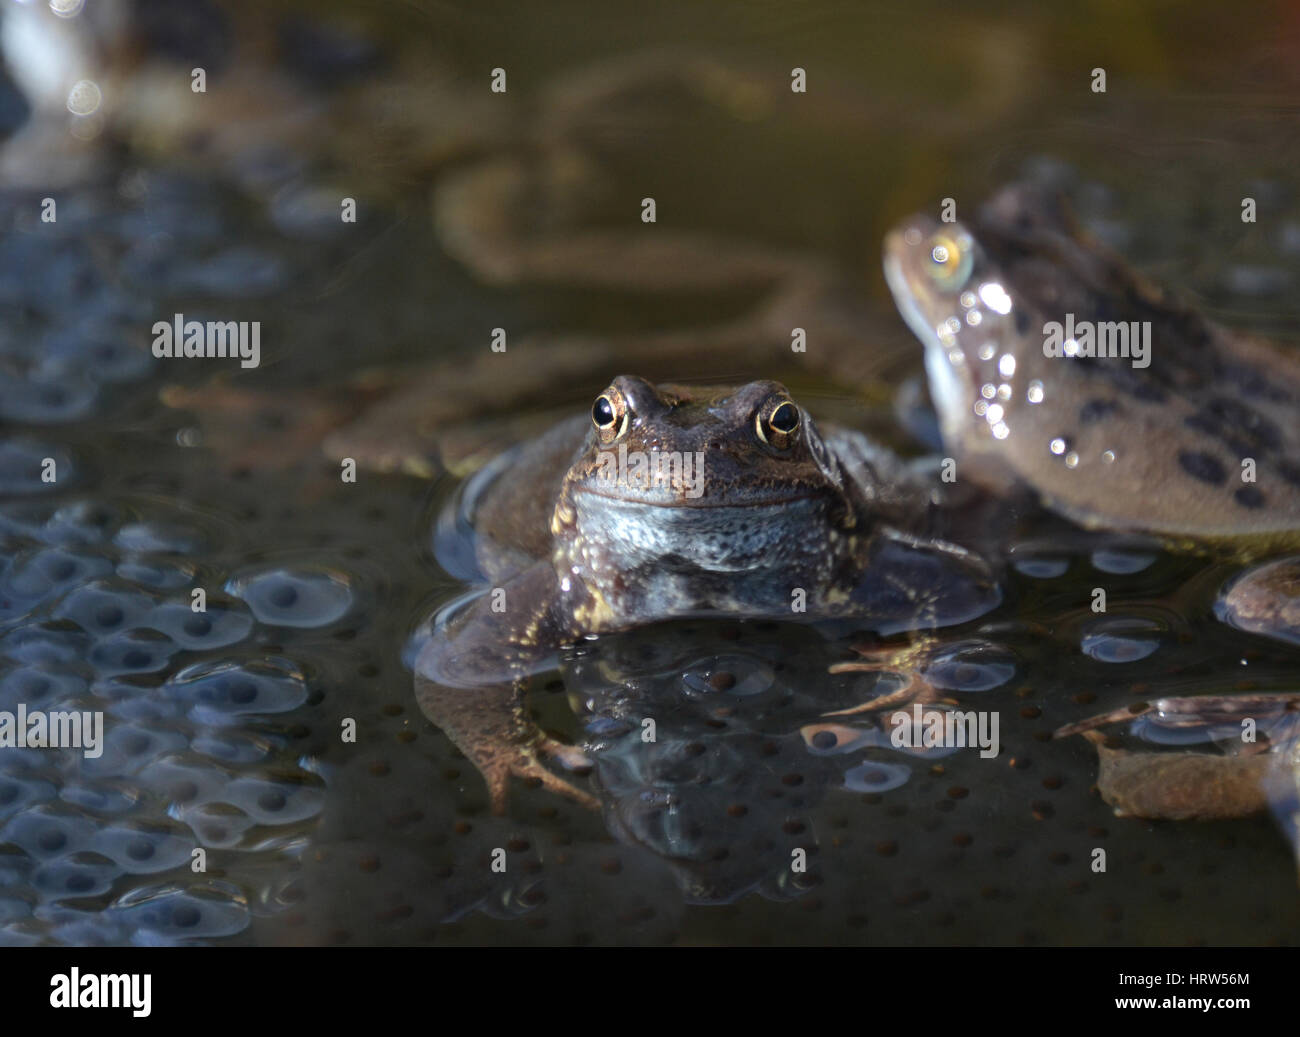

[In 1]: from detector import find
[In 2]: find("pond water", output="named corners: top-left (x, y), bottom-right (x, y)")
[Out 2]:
top-left (1, 0), bottom-right (1299, 945)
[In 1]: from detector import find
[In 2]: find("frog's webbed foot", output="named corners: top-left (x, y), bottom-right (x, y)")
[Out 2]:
top-left (1079, 730), bottom-right (1275, 822)
top-left (1216, 557), bottom-right (1300, 648)
top-left (824, 638), bottom-right (942, 718)
top-left (847, 530), bottom-right (1004, 635)
top-left (415, 563), bottom-right (599, 813)
top-left (1060, 693), bottom-right (1300, 822)
top-left (415, 676), bottom-right (596, 815)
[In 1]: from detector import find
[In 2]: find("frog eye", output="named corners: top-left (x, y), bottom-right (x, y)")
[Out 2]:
top-left (592, 388), bottom-right (628, 441)
top-left (756, 397), bottom-right (800, 448)
top-left (927, 233), bottom-right (974, 291)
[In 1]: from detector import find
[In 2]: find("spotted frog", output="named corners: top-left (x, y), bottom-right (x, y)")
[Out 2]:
top-left (884, 183), bottom-right (1300, 837)
top-left (885, 182), bottom-right (1300, 548)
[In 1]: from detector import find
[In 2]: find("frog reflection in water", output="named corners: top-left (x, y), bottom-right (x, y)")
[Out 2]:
top-left (416, 376), bottom-right (1001, 810)
top-left (882, 183), bottom-right (1300, 838)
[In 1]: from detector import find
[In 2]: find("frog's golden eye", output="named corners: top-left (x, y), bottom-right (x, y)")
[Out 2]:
top-left (927, 233), bottom-right (973, 291)
top-left (756, 397), bottom-right (800, 449)
top-left (592, 388), bottom-right (628, 442)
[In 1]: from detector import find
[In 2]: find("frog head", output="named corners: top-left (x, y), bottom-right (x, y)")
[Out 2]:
top-left (552, 376), bottom-right (863, 582)
top-left (883, 211), bottom-right (1029, 454)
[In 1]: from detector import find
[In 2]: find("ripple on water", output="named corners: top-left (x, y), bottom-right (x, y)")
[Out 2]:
top-left (226, 566), bottom-right (354, 628)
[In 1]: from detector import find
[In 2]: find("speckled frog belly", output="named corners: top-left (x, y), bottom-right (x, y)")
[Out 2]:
top-left (884, 183), bottom-right (1300, 548)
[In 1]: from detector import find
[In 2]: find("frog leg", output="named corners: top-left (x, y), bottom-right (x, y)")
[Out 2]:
top-left (1216, 555), bottom-right (1300, 648)
top-left (414, 562), bottom-right (597, 813)
top-left (415, 676), bottom-right (596, 815)
top-left (823, 638), bottom-right (941, 717)
top-left (847, 529), bottom-right (1004, 634)
top-left (1080, 730), bottom-right (1275, 821)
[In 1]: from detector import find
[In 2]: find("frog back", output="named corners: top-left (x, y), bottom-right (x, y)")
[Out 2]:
top-left (890, 184), bottom-right (1300, 551)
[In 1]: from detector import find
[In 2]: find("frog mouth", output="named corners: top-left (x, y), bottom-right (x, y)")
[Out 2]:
top-left (570, 489), bottom-right (834, 573)
top-left (883, 240), bottom-right (970, 440)
top-left (572, 485), bottom-right (817, 508)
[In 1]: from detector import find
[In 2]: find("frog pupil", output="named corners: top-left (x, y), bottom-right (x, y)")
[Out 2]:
top-left (770, 402), bottom-right (798, 433)
top-left (593, 395), bottom-right (616, 428)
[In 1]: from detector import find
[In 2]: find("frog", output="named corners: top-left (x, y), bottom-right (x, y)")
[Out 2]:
top-left (883, 181), bottom-right (1300, 548)
top-left (414, 375), bottom-right (1004, 811)
top-left (882, 181), bottom-right (1300, 842)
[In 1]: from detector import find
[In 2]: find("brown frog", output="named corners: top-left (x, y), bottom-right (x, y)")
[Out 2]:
top-left (415, 375), bottom-right (1002, 810)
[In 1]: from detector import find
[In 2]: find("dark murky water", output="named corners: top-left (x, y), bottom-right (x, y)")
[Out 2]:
top-left (2, 1), bottom-right (1300, 945)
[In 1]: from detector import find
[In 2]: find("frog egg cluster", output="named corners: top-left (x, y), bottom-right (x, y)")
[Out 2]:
top-left (0, 172), bottom-right (295, 446)
top-left (225, 567), bottom-right (354, 628)
top-left (0, 496), bottom-right (333, 945)
top-left (921, 639), bottom-right (1018, 692)
top-left (0, 440), bottom-right (74, 495)
top-left (1079, 616), bottom-right (1165, 663)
